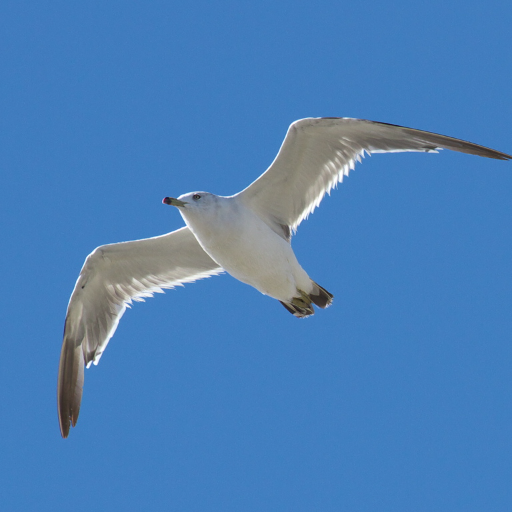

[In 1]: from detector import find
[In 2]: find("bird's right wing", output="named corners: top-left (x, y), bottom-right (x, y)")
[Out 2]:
top-left (237, 118), bottom-right (511, 235)
top-left (58, 226), bottom-right (223, 437)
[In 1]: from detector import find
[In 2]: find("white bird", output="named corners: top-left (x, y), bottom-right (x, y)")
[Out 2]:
top-left (58, 117), bottom-right (511, 437)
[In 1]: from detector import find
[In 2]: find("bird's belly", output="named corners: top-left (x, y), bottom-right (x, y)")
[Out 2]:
top-left (219, 247), bottom-right (296, 299)
top-left (195, 220), bottom-right (307, 300)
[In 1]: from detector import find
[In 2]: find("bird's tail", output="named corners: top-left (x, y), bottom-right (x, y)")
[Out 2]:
top-left (279, 281), bottom-right (334, 318)
top-left (309, 281), bottom-right (334, 309)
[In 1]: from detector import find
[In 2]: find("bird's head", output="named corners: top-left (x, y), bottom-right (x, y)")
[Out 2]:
top-left (163, 191), bottom-right (219, 217)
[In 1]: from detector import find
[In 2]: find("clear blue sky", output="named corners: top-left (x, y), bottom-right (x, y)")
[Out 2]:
top-left (2, 1), bottom-right (512, 511)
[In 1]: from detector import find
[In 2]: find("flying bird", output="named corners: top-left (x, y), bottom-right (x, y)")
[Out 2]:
top-left (58, 117), bottom-right (511, 437)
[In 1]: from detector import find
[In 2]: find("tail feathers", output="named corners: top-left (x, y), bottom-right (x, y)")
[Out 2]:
top-left (280, 282), bottom-right (333, 318)
top-left (309, 281), bottom-right (334, 309)
top-left (280, 300), bottom-right (314, 318)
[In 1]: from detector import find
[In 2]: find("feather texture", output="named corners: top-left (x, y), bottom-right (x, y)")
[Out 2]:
top-left (238, 118), bottom-right (511, 233)
top-left (58, 226), bottom-right (223, 437)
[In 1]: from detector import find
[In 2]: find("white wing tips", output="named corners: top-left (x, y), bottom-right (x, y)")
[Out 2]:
top-left (57, 334), bottom-right (85, 438)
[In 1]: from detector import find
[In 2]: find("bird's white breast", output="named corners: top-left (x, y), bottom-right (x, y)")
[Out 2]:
top-left (180, 197), bottom-right (310, 300)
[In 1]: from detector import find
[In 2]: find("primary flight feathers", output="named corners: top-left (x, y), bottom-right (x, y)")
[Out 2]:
top-left (58, 117), bottom-right (511, 438)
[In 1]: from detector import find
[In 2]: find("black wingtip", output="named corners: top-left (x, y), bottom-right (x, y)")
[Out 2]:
top-left (368, 119), bottom-right (512, 161)
top-left (57, 337), bottom-right (85, 438)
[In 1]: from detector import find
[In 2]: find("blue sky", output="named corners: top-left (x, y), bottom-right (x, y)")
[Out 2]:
top-left (2, 1), bottom-right (512, 510)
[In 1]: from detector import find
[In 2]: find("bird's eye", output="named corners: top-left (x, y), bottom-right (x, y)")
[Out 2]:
top-left (193, 194), bottom-right (201, 200)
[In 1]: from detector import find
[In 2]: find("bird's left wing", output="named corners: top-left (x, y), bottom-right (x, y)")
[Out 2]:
top-left (237, 117), bottom-right (511, 234)
top-left (58, 226), bottom-right (223, 437)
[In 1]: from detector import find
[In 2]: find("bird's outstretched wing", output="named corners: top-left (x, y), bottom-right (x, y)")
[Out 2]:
top-left (58, 226), bottom-right (223, 437)
top-left (237, 118), bottom-right (511, 234)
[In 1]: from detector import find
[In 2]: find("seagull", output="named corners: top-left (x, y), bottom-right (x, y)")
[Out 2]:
top-left (58, 117), bottom-right (511, 437)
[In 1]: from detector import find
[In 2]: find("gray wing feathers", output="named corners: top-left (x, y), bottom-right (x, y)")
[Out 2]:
top-left (58, 226), bottom-right (223, 437)
top-left (57, 341), bottom-right (84, 436)
top-left (238, 117), bottom-right (511, 233)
